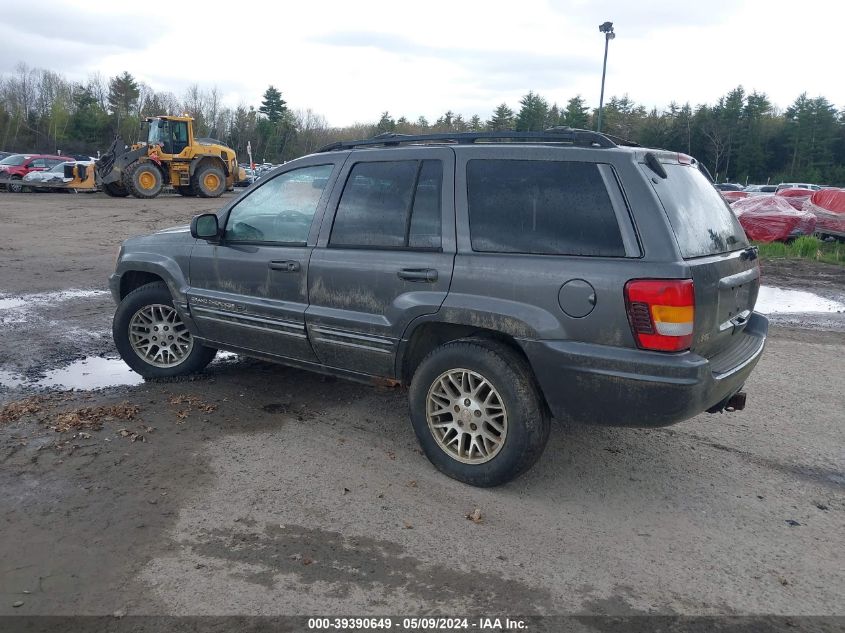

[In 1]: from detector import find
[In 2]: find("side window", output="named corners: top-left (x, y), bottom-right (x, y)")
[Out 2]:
top-left (225, 164), bottom-right (333, 244)
top-left (30, 158), bottom-right (47, 168)
top-left (330, 160), bottom-right (442, 249)
top-left (467, 159), bottom-right (625, 256)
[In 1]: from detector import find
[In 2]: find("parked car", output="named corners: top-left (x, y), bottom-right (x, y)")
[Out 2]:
top-left (775, 182), bottom-right (820, 192)
top-left (731, 195), bottom-right (816, 242)
top-left (714, 183), bottom-right (744, 191)
top-left (0, 151), bottom-right (12, 161)
top-left (109, 129), bottom-right (768, 486)
top-left (744, 184), bottom-right (777, 197)
top-left (721, 190), bottom-right (749, 203)
top-left (235, 167), bottom-right (258, 188)
top-left (776, 187), bottom-right (814, 210)
top-left (22, 160), bottom-right (74, 191)
top-left (0, 153), bottom-right (68, 192)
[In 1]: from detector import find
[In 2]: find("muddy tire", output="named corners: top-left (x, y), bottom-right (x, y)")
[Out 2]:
top-left (125, 162), bottom-right (163, 199)
top-left (113, 282), bottom-right (216, 379)
top-left (176, 185), bottom-right (197, 197)
top-left (408, 338), bottom-right (550, 487)
top-left (102, 181), bottom-right (130, 197)
top-left (194, 164), bottom-right (226, 198)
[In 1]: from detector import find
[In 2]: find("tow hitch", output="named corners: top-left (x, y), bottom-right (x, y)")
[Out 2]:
top-left (707, 391), bottom-right (747, 413)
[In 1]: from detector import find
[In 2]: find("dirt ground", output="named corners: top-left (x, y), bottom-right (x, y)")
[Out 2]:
top-left (0, 192), bottom-right (843, 618)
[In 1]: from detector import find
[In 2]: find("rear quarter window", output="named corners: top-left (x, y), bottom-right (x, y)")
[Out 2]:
top-left (466, 159), bottom-right (625, 256)
top-left (648, 163), bottom-right (748, 258)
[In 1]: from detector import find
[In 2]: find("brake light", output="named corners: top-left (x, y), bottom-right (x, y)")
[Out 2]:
top-left (677, 153), bottom-right (693, 165)
top-left (624, 279), bottom-right (695, 352)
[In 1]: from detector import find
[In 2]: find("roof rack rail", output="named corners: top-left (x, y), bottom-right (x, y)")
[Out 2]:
top-left (317, 127), bottom-right (620, 153)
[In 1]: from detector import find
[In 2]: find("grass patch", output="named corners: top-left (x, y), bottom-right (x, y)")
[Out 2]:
top-left (755, 236), bottom-right (845, 265)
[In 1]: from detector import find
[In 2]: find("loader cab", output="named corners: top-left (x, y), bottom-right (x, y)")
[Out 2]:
top-left (145, 118), bottom-right (191, 156)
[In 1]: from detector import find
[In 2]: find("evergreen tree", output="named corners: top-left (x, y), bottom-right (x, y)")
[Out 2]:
top-left (375, 111), bottom-right (396, 134)
top-left (515, 91), bottom-right (549, 131)
top-left (487, 103), bottom-right (515, 130)
top-left (259, 85), bottom-right (287, 123)
top-left (106, 71), bottom-right (139, 118)
top-left (561, 96), bottom-right (590, 128)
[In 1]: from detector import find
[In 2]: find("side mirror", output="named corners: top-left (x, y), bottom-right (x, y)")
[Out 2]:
top-left (191, 213), bottom-right (220, 241)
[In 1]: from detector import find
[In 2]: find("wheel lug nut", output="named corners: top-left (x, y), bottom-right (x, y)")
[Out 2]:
top-left (454, 405), bottom-right (460, 413)
top-left (470, 423), bottom-right (477, 431)
top-left (464, 398), bottom-right (471, 406)
top-left (474, 410), bottom-right (481, 417)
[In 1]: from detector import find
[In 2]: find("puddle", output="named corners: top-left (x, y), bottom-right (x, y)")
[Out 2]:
top-left (0, 369), bottom-right (27, 388)
top-left (38, 357), bottom-right (145, 390)
top-left (0, 351), bottom-right (243, 392)
top-left (0, 289), bottom-right (110, 325)
top-left (755, 286), bottom-right (845, 314)
top-left (0, 297), bottom-right (28, 310)
top-left (0, 357), bottom-right (144, 391)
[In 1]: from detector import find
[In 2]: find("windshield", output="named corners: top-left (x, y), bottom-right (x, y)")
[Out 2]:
top-left (646, 163), bottom-right (749, 259)
top-left (0, 154), bottom-right (28, 166)
top-left (51, 162), bottom-right (70, 172)
top-left (147, 120), bottom-right (166, 145)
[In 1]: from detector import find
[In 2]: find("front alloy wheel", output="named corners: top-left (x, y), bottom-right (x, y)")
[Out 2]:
top-left (113, 281), bottom-right (216, 378)
top-left (128, 303), bottom-right (194, 367)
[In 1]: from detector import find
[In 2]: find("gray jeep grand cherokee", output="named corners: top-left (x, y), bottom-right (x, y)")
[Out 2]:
top-left (110, 128), bottom-right (767, 486)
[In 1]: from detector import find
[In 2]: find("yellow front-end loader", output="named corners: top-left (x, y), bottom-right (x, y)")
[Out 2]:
top-left (95, 116), bottom-right (246, 199)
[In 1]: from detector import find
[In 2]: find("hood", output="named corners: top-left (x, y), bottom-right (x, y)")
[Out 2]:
top-left (155, 224), bottom-right (191, 235)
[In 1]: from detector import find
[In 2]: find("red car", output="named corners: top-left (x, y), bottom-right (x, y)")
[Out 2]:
top-left (0, 154), bottom-right (68, 192)
top-left (731, 195), bottom-right (816, 242)
top-left (775, 187), bottom-right (813, 211)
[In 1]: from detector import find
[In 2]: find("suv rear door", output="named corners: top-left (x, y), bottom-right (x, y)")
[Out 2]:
top-left (306, 147), bottom-right (456, 377)
top-left (642, 156), bottom-right (761, 361)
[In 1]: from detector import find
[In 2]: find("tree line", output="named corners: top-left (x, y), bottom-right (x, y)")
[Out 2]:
top-left (1, 63), bottom-right (843, 185)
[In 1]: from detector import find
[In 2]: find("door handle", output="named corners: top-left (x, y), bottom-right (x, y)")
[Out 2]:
top-left (268, 260), bottom-right (301, 272)
top-left (398, 268), bottom-right (438, 282)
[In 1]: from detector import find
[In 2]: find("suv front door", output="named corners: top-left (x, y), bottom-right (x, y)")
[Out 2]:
top-left (307, 147), bottom-right (456, 377)
top-left (188, 159), bottom-right (341, 362)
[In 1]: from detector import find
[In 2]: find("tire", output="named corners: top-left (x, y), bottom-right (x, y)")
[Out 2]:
top-left (7, 177), bottom-right (23, 193)
top-left (408, 338), bottom-right (550, 487)
top-left (176, 185), bottom-right (197, 197)
top-left (194, 164), bottom-right (226, 198)
top-left (102, 181), bottom-right (130, 197)
top-left (113, 282), bottom-right (216, 379)
top-left (125, 162), bottom-right (163, 199)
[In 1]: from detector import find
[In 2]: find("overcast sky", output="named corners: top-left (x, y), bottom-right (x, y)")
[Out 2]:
top-left (1, 0), bottom-right (842, 125)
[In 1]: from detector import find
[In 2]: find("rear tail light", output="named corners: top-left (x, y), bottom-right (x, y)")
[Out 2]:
top-left (624, 279), bottom-right (695, 352)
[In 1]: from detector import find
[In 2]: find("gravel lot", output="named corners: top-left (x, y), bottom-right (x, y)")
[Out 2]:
top-left (0, 192), bottom-right (843, 618)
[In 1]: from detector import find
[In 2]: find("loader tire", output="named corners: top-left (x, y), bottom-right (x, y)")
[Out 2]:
top-left (194, 164), bottom-right (226, 198)
top-left (102, 182), bottom-right (130, 197)
top-left (126, 162), bottom-right (163, 199)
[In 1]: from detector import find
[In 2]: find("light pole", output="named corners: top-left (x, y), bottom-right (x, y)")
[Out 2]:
top-left (597, 21), bottom-right (615, 134)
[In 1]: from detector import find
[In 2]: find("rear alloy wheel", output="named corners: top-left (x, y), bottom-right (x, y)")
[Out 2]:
top-left (126, 162), bottom-right (163, 199)
top-left (409, 338), bottom-right (550, 487)
top-left (113, 282), bottom-right (216, 378)
top-left (194, 164), bottom-right (226, 198)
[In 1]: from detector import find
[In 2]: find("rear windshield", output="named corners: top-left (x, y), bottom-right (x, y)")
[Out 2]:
top-left (648, 163), bottom-right (748, 258)
top-left (0, 154), bottom-right (27, 166)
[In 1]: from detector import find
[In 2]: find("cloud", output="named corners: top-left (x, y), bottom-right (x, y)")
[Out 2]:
top-left (0, 5), bottom-right (147, 50)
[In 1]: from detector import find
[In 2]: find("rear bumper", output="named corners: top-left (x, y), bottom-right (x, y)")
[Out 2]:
top-left (521, 312), bottom-right (768, 427)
